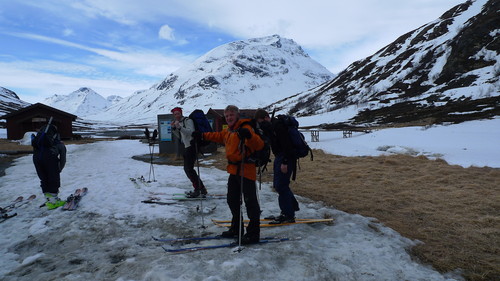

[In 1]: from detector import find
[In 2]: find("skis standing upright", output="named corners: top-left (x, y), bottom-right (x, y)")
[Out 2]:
top-left (144, 128), bottom-right (158, 183)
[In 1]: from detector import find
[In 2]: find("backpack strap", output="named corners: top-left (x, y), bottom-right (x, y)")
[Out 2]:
top-left (292, 159), bottom-right (298, 181)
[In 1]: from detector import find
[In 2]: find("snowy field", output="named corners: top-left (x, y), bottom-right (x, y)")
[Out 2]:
top-left (0, 118), bottom-right (498, 281)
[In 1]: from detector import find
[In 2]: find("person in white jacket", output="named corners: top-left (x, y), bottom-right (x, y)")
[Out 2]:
top-left (171, 107), bottom-right (207, 197)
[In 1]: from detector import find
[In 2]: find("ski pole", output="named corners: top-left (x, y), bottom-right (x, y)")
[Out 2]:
top-left (257, 166), bottom-right (262, 214)
top-left (37, 116), bottom-right (53, 160)
top-left (148, 141), bottom-right (156, 182)
top-left (195, 141), bottom-right (206, 229)
top-left (237, 139), bottom-right (245, 251)
top-left (45, 117), bottom-right (53, 131)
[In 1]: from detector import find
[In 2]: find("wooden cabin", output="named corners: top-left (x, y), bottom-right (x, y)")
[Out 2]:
top-left (206, 108), bottom-right (259, 131)
top-left (1, 103), bottom-right (77, 140)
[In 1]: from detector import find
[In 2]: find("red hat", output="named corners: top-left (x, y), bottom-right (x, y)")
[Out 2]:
top-left (171, 107), bottom-right (182, 114)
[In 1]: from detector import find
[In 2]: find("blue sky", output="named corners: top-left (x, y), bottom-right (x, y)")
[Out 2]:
top-left (0, 0), bottom-right (464, 103)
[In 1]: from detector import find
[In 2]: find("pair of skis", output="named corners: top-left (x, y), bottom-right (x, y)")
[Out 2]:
top-left (211, 218), bottom-right (334, 228)
top-left (130, 176), bottom-right (150, 188)
top-left (63, 188), bottom-right (88, 210)
top-left (142, 193), bottom-right (226, 205)
top-left (153, 218), bottom-right (332, 253)
top-left (153, 234), bottom-right (300, 254)
top-left (0, 194), bottom-right (37, 223)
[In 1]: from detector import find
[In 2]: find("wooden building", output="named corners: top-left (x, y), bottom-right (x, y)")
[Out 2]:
top-left (206, 108), bottom-right (260, 131)
top-left (1, 103), bottom-right (77, 140)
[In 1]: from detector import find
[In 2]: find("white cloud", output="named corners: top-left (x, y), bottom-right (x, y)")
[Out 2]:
top-left (159, 24), bottom-right (175, 41)
top-left (40, 1), bottom-right (464, 47)
top-left (4, 32), bottom-right (196, 77)
top-left (0, 62), bottom-right (153, 102)
top-left (62, 28), bottom-right (74, 37)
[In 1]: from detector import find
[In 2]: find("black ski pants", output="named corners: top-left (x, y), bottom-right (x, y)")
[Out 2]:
top-left (183, 145), bottom-right (205, 190)
top-left (33, 151), bottom-right (61, 194)
top-left (273, 155), bottom-right (299, 218)
top-left (227, 174), bottom-right (260, 237)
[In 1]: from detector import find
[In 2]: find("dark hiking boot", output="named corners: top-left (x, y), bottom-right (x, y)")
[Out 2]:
top-left (221, 228), bottom-right (243, 238)
top-left (269, 214), bottom-right (295, 224)
top-left (241, 233), bottom-right (260, 245)
top-left (264, 214), bottom-right (280, 220)
top-left (185, 189), bottom-right (206, 198)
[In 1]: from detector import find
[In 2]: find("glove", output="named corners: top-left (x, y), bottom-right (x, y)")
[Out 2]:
top-left (192, 131), bottom-right (202, 140)
top-left (237, 128), bottom-right (252, 139)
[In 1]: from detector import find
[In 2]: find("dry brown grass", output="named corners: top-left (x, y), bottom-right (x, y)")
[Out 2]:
top-left (292, 150), bottom-right (500, 281)
top-left (207, 147), bottom-right (499, 281)
top-left (0, 139), bottom-right (34, 152)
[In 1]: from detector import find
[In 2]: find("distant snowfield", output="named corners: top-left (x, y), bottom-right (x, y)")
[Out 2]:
top-left (0, 118), bottom-right (498, 280)
top-left (299, 116), bottom-right (500, 168)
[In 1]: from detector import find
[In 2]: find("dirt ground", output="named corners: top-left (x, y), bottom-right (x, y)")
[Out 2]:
top-left (2, 140), bottom-right (499, 280)
top-left (206, 147), bottom-right (499, 281)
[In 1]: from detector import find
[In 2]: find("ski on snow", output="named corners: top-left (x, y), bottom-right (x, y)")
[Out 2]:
top-left (0, 212), bottom-right (18, 223)
top-left (142, 193), bottom-right (226, 205)
top-left (0, 195), bottom-right (36, 223)
top-left (171, 194), bottom-right (226, 201)
top-left (211, 218), bottom-right (334, 227)
top-left (130, 176), bottom-right (151, 188)
top-left (0, 196), bottom-right (23, 213)
top-left (152, 234), bottom-right (281, 243)
top-left (160, 237), bottom-right (300, 254)
top-left (1, 195), bottom-right (37, 212)
top-left (141, 199), bottom-right (177, 205)
top-left (63, 188), bottom-right (88, 211)
top-left (9, 195), bottom-right (36, 210)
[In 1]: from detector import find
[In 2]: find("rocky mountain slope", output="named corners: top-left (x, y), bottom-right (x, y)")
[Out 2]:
top-left (0, 87), bottom-right (30, 117)
top-left (268, 0), bottom-right (499, 127)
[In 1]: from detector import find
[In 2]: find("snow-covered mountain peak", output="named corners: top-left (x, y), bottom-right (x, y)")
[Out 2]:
top-left (43, 87), bottom-right (121, 117)
top-left (90, 34), bottom-right (333, 123)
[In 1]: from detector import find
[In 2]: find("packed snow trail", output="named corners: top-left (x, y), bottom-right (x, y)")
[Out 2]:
top-left (0, 140), bottom-right (462, 280)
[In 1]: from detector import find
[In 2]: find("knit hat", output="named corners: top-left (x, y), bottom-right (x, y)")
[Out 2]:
top-left (171, 107), bottom-right (182, 114)
top-left (254, 108), bottom-right (269, 120)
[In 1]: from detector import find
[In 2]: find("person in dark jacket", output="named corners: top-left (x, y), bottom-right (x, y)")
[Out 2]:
top-left (32, 124), bottom-right (67, 210)
top-left (254, 109), bottom-right (299, 224)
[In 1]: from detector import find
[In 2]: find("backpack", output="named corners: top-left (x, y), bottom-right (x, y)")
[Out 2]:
top-left (32, 124), bottom-right (58, 149)
top-left (276, 115), bottom-right (313, 160)
top-left (241, 119), bottom-right (272, 170)
top-left (188, 109), bottom-right (213, 147)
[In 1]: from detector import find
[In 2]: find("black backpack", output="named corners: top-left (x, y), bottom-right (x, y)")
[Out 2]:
top-left (32, 124), bottom-right (59, 149)
top-left (276, 115), bottom-right (313, 160)
top-left (241, 119), bottom-right (272, 170)
top-left (188, 109), bottom-right (213, 147)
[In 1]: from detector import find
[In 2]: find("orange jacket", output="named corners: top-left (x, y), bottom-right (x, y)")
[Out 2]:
top-left (203, 119), bottom-right (264, 181)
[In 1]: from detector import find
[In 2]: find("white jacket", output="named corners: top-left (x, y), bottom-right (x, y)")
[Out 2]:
top-left (172, 117), bottom-right (195, 148)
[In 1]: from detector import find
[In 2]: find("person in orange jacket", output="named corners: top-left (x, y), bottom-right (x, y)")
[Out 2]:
top-left (192, 105), bottom-right (264, 244)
